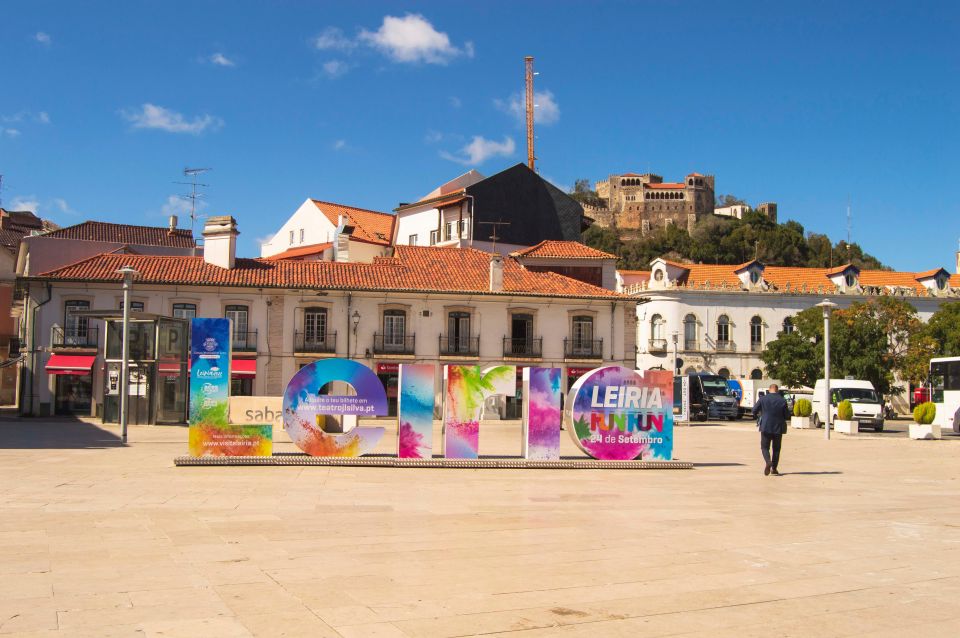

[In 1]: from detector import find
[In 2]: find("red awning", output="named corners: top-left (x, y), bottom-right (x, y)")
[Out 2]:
top-left (47, 354), bottom-right (95, 376)
top-left (231, 358), bottom-right (256, 377)
top-left (158, 361), bottom-right (185, 376)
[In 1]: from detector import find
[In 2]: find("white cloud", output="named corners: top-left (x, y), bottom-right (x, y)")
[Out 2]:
top-left (448, 96), bottom-right (462, 108)
top-left (313, 27), bottom-right (356, 51)
top-left (34, 32), bottom-right (51, 45)
top-left (440, 135), bottom-right (515, 166)
top-left (10, 196), bottom-right (38, 212)
top-left (210, 52), bottom-right (235, 67)
top-left (424, 130), bottom-right (444, 144)
top-left (495, 89), bottom-right (560, 126)
top-left (122, 104), bottom-right (223, 135)
top-left (332, 139), bottom-right (346, 151)
top-left (256, 233), bottom-right (275, 247)
top-left (3, 128), bottom-right (20, 138)
top-left (51, 198), bottom-right (79, 216)
top-left (160, 195), bottom-right (200, 218)
top-left (36, 111), bottom-right (50, 124)
top-left (321, 59), bottom-right (349, 78)
top-left (359, 14), bottom-right (465, 64)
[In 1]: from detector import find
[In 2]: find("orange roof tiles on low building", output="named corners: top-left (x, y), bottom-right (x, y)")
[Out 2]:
top-left (510, 240), bottom-right (616, 260)
top-left (41, 221), bottom-right (196, 248)
top-left (310, 200), bottom-right (395, 246)
top-left (263, 242), bottom-right (332, 261)
top-left (32, 245), bottom-right (625, 300)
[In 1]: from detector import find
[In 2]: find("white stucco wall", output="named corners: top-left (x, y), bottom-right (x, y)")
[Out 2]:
top-left (260, 199), bottom-right (337, 257)
top-left (23, 279), bottom-right (637, 417)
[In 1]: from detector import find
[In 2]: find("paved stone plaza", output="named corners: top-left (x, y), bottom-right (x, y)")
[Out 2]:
top-left (1, 416), bottom-right (959, 637)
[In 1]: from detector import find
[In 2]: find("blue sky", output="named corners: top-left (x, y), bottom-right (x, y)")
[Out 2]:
top-left (2, 1), bottom-right (957, 270)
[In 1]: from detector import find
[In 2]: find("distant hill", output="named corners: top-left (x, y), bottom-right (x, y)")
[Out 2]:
top-left (568, 181), bottom-right (888, 271)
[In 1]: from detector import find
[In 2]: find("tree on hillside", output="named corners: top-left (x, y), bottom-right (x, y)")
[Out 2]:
top-left (569, 179), bottom-right (603, 207)
top-left (716, 194), bottom-right (748, 207)
top-left (581, 225), bottom-right (622, 258)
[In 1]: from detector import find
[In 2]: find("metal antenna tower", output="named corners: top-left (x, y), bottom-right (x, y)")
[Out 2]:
top-left (175, 167), bottom-right (212, 237)
top-left (479, 220), bottom-right (511, 253)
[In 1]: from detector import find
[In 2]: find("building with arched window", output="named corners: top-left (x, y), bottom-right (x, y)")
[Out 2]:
top-left (625, 256), bottom-right (960, 413)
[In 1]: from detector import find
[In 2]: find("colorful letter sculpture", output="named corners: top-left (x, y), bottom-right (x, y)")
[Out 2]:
top-left (188, 318), bottom-right (272, 456)
top-left (443, 365), bottom-right (516, 459)
top-left (283, 359), bottom-right (387, 456)
top-left (397, 364), bottom-right (435, 458)
top-left (565, 366), bottom-right (673, 460)
top-left (522, 367), bottom-right (562, 460)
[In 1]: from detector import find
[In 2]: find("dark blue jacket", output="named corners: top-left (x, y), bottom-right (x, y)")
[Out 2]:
top-left (753, 392), bottom-right (789, 434)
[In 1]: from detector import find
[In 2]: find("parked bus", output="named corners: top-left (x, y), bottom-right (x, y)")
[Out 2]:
top-left (929, 357), bottom-right (960, 434)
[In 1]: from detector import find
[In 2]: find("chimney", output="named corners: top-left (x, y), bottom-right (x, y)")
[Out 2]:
top-left (202, 215), bottom-right (239, 269)
top-left (489, 254), bottom-right (504, 292)
top-left (168, 215), bottom-right (178, 233)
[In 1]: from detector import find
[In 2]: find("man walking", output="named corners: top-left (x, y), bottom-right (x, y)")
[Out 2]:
top-left (753, 384), bottom-right (790, 476)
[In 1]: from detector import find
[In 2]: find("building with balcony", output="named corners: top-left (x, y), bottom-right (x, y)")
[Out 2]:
top-left (623, 257), bottom-right (960, 411)
top-left (20, 217), bottom-right (639, 419)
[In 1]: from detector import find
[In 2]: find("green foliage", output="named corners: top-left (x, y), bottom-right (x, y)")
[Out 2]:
top-left (581, 212), bottom-right (889, 271)
top-left (793, 398), bottom-right (812, 417)
top-left (763, 299), bottom-right (921, 395)
top-left (919, 302), bottom-right (960, 359)
top-left (912, 402), bottom-right (936, 425)
top-left (569, 179), bottom-right (603, 207)
top-left (837, 399), bottom-right (854, 421)
top-left (716, 194), bottom-right (748, 207)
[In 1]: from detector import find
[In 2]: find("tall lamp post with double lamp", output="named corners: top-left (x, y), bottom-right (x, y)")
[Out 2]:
top-left (118, 266), bottom-right (139, 444)
top-left (816, 299), bottom-right (838, 440)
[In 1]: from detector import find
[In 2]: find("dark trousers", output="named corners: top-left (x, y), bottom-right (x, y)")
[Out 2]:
top-left (760, 432), bottom-right (782, 469)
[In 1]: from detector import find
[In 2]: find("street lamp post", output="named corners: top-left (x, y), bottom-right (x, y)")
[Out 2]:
top-left (816, 299), bottom-right (838, 440)
top-left (671, 331), bottom-right (679, 375)
top-left (118, 266), bottom-right (139, 444)
top-left (351, 310), bottom-right (360, 358)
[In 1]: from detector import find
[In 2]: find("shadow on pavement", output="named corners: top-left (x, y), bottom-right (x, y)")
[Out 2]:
top-left (0, 414), bottom-right (124, 449)
top-left (780, 471), bottom-right (843, 475)
top-left (692, 462), bottom-right (746, 467)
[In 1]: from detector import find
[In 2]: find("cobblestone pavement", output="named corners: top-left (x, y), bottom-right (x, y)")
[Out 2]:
top-left (1, 417), bottom-right (958, 637)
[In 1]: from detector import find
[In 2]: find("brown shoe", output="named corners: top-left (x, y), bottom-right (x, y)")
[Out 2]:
top-left (764, 463), bottom-right (771, 476)
top-left (771, 468), bottom-right (781, 476)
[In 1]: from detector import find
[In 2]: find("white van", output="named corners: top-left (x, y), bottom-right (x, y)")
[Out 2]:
top-left (811, 379), bottom-right (885, 431)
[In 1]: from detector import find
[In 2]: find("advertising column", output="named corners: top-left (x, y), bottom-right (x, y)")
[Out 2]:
top-left (188, 318), bottom-right (272, 456)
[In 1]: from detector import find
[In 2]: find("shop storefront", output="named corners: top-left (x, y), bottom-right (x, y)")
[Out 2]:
top-left (46, 354), bottom-right (96, 415)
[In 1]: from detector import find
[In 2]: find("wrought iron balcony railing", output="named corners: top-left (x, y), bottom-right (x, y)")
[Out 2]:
top-left (503, 336), bottom-right (542, 358)
top-left (564, 338), bottom-right (603, 359)
top-left (52, 326), bottom-right (98, 349)
top-left (373, 333), bottom-right (416, 355)
top-left (439, 334), bottom-right (479, 356)
top-left (294, 331), bottom-right (337, 354)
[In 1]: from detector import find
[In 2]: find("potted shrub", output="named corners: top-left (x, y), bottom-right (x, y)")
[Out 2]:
top-left (909, 402), bottom-right (940, 440)
top-left (834, 399), bottom-right (858, 435)
top-left (791, 398), bottom-right (813, 429)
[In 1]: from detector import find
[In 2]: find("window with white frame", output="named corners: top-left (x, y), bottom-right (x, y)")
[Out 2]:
top-left (172, 303), bottom-right (197, 319)
top-left (717, 315), bottom-right (731, 345)
top-left (383, 309), bottom-right (406, 348)
top-left (225, 305), bottom-right (249, 348)
top-left (408, 234), bottom-right (418, 246)
top-left (429, 230), bottom-right (439, 245)
top-left (750, 316), bottom-right (763, 346)
top-left (304, 308), bottom-right (328, 345)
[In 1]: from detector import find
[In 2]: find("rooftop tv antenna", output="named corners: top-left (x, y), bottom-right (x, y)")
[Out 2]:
top-left (525, 56), bottom-right (536, 171)
top-left (479, 219), bottom-right (511, 253)
top-left (0, 174), bottom-right (4, 208)
top-left (175, 167), bottom-right (212, 237)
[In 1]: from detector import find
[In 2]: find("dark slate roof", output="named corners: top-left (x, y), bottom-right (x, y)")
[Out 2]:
top-left (465, 164), bottom-right (584, 245)
top-left (41, 221), bottom-right (196, 247)
top-left (0, 209), bottom-right (46, 254)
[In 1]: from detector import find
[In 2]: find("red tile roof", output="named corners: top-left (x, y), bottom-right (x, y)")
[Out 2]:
top-left (510, 240), bottom-right (616, 260)
top-left (264, 242), bottom-right (333, 261)
top-left (825, 263), bottom-right (857, 276)
top-left (41, 221), bottom-right (196, 248)
top-left (32, 245), bottom-right (625, 300)
top-left (395, 190), bottom-right (466, 211)
top-left (914, 268), bottom-right (947, 280)
top-left (639, 259), bottom-right (960, 293)
top-left (311, 200), bottom-right (395, 246)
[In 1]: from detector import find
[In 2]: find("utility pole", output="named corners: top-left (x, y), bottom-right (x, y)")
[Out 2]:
top-left (525, 56), bottom-right (535, 171)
